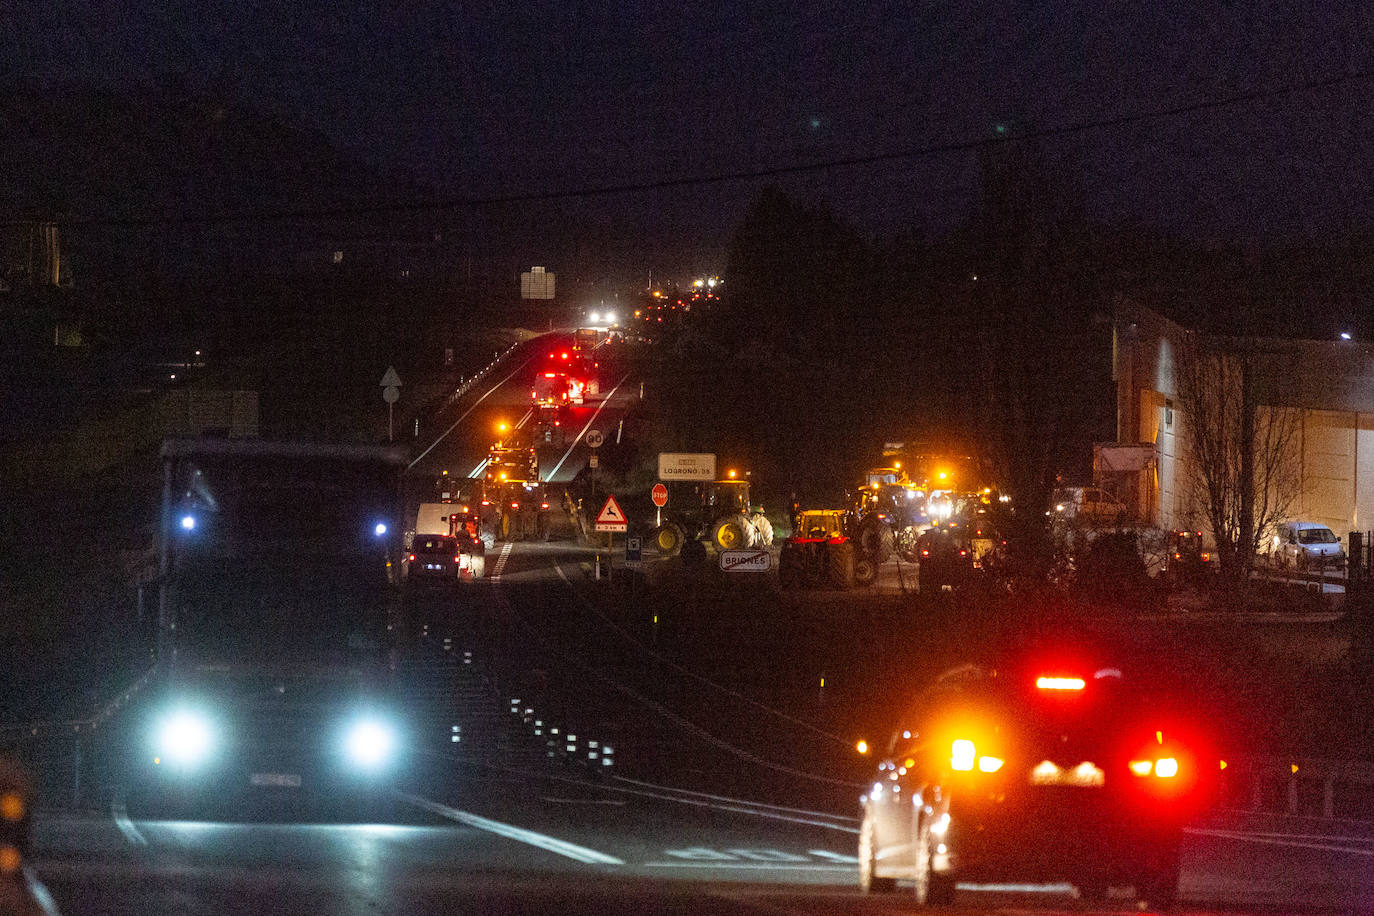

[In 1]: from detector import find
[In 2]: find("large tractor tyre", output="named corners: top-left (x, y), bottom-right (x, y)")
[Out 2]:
top-left (779, 544), bottom-right (805, 588)
top-left (857, 518), bottom-right (894, 563)
top-left (828, 541), bottom-right (856, 590)
top-left (853, 554), bottom-right (878, 587)
top-left (713, 515), bottom-right (751, 551)
top-left (654, 523), bottom-right (685, 556)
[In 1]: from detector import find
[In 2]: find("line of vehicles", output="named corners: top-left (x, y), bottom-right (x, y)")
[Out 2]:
top-left (781, 454), bottom-right (1001, 591)
top-left (404, 331), bottom-right (612, 586)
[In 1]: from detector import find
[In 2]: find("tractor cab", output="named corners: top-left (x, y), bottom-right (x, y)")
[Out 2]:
top-left (702, 479), bottom-right (751, 515)
top-left (794, 509), bottom-right (848, 541)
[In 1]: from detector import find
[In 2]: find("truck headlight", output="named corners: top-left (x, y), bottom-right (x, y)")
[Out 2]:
top-left (157, 711), bottom-right (214, 767)
top-left (345, 718), bottom-right (397, 771)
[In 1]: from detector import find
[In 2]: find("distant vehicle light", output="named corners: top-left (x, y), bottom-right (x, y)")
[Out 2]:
top-left (1036, 676), bottom-right (1086, 691)
top-left (344, 718), bottom-right (397, 771)
top-left (541, 502), bottom-right (550, 509)
top-left (511, 502), bottom-right (520, 509)
top-left (951, 739), bottom-right (976, 771)
top-left (1154, 757), bottom-right (1179, 778)
top-left (855, 739), bottom-right (869, 755)
top-left (157, 710), bottom-right (214, 767)
top-left (180, 515), bottom-right (196, 531)
top-left (589, 311), bottom-right (600, 322)
top-left (407, 554), bottom-right (415, 562)
top-left (977, 755), bottom-right (1004, 772)
top-left (454, 556), bottom-right (461, 563)
top-left (374, 522), bottom-right (387, 536)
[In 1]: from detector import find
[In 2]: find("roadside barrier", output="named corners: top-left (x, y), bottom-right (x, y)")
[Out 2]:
top-left (0, 667), bottom-right (154, 808)
top-left (445, 341), bottom-right (523, 409)
top-left (1219, 755), bottom-right (1374, 821)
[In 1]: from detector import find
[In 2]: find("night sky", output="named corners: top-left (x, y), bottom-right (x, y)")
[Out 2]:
top-left (6, 2), bottom-right (1374, 278)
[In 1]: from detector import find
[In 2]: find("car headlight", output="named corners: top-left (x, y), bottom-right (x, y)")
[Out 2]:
top-left (344, 718), bottom-right (397, 771)
top-left (156, 711), bottom-right (214, 768)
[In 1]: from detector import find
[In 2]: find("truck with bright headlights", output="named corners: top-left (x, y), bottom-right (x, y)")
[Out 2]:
top-left (128, 438), bottom-right (412, 818)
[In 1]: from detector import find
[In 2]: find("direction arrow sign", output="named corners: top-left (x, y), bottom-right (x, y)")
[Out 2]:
top-left (380, 366), bottom-right (402, 388)
top-left (586, 429), bottom-right (605, 449)
top-left (651, 483), bottom-right (668, 507)
top-left (594, 495), bottom-right (628, 532)
top-left (719, 549), bottom-right (770, 572)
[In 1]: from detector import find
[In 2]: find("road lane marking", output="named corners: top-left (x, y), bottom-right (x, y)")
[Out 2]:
top-left (612, 774), bottom-right (857, 825)
top-left (111, 801), bottom-right (147, 846)
top-left (644, 862), bottom-right (853, 871)
top-left (1188, 826), bottom-right (1374, 857)
top-left (545, 373), bottom-right (631, 481)
top-left (540, 797), bottom-right (627, 806)
top-left (394, 792), bottom-right (624, 865)
top-left (808, 849), bottom-right (859, 863)
top-left (408, 354), bottom-right (536, 471)
top-left (490, 542), bottom-right (514, 581)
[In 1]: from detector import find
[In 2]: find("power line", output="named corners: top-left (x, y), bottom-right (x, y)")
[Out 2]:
top-left (18, 67), bottom-right (1374, 230)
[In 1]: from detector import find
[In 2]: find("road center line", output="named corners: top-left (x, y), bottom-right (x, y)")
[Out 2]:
top-left (394, 792), bottom-right (624, 865)
top-left (545, 374), bottom-right (631, 481)
top-left (408, 353), bottom-right (536, 470)
top-left (111, 801), bottom-right (147, 846)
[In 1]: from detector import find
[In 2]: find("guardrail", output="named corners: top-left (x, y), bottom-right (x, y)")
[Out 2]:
top-left (0, 666), bottom-right (154, 807)
top-left (445, 341), bottom-right (523, 409)
top-left (1219, 754), bottom-right (1374, 820)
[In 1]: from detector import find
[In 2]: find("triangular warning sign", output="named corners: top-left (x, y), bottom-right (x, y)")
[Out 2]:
top-left (379, 366), bottom-right (402, 387)
top-left (595, 495), bottom-right (627, 525)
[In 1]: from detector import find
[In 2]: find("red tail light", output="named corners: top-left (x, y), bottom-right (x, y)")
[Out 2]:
top-left (1036, 676), bottom-right (1085, 691)
top-left (541, 502), bottom-right (550, 509)
top-left (511, 502), bottom-right (519, 509)
top-left (407, 554), bottom-right (415, 562)
top-left (454, 556), bottom-right (461, 563)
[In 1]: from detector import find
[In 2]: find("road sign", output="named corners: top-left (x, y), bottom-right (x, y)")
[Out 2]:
top-left (720, 549), bottom-right (771, 572)
top-left (588, 454), bottom-right (599, 468)
top-left (625, 536), bottom-right (642, 569)
top-left (659, 452), bottom-right (715, 481)
top-left (380, 367), bottom-right (402, 388)
top-left (594, 495), bottom-right (628, 532)
top-left (382, 386), bottom-right (400, 404)
top-left (651, 483), bottom-right (668, 507)
top-left (586, 429), bottom-right (605, 449)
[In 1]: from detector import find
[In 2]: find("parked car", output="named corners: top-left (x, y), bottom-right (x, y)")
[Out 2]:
top-left (1272, 521), bottom-right (1346, 570)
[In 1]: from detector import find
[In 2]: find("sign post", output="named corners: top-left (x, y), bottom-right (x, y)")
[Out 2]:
top-left (595, 495), bottom-right (627, 584)
top-left (651, 483), bottom-right (668, 527)
top-left (380, 367), bottom-right (402, 441)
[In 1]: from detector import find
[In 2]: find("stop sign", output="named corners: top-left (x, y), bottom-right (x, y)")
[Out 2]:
top-left (651, 483), bottom-right (668, 507)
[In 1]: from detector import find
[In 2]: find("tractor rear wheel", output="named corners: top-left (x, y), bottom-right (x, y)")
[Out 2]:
top-left (857, 518), bottom-right (894, 563)
top-left (654, 523), bottom-right (685, 556)
top-left (713, 515), bottom-right (750, 550)
top-left (828, 541), bottom-right (856, 589)
top-left (853, 554), bottom-right (877, 586)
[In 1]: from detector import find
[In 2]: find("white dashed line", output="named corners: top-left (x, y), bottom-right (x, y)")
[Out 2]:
top-left (490, 542), bottom-right (515, 581)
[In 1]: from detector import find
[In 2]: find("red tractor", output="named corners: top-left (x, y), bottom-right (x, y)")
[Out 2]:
top-left (778, 509), bottom-right (876, 589)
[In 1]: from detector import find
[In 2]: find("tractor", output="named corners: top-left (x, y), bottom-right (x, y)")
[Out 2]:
top-left (852, 467), bottom-right (928, 564)
top-left (650, 476), bottom-right (770, 556)
top-left (779, 509), bottom-right (875, 588)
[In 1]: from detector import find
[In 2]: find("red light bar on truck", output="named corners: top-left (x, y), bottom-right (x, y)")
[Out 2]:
top-left (1036, 676), bottom-right (1086, 691)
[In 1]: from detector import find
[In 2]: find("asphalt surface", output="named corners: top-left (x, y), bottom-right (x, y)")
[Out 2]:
top-left (16, 336), bottom-right (1374, 914)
